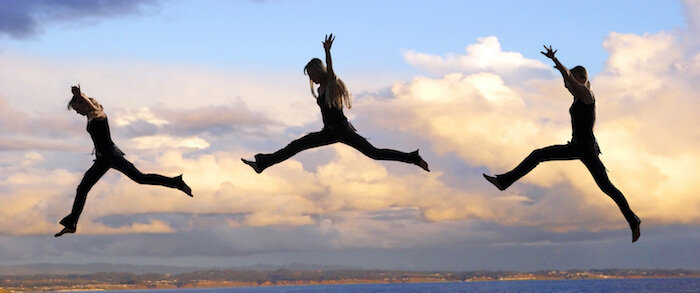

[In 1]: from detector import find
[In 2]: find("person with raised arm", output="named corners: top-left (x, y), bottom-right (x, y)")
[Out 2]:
top-left (242, 34), bottom-right (429, 173)
top-left (483, 46), bottom-right (641, 242)
top-left (55, 85), bottom-right (192, 237)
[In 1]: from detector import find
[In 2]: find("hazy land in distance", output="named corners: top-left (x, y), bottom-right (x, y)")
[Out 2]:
top-left (0, 264), bottom-right (699, 292)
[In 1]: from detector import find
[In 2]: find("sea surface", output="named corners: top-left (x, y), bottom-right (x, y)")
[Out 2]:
top-left (88, 278), bottom-right (700, 293)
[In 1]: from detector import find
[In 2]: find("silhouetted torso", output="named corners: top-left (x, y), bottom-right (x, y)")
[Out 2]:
top-left (87, 116), bottom-right (122, 157)
top-left (317, 92), bottom-right (351, 131)
top-left (569, 98), bottom-right (595, 141)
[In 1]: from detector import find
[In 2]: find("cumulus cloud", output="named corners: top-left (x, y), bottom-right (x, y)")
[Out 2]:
top-left (2, 3), bottom-right (700, 269)
top-left (403, 36), bottom-right (553, 82)
top-left (113, 107), bottom-right (169, 127)
top-left (0, 52), bottom-right (316, 130)
top-left (4, 24), bottom-right (700, 241)
top-left (359, 29), bottom-right (700, 230)
top-left (151, 102), bottom-right (280, 137)
top-left (0, 0), bottom-right (160, 39)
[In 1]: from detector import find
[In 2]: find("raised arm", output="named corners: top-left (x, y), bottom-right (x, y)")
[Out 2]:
top-left (71, 85), bottom-right (100, 112)
top-left (323, 34), bottom-right (336, 81)
top-left (71, 85), bottom-right (106, 119)
top-left (541, 45), bottom-right (593, 104)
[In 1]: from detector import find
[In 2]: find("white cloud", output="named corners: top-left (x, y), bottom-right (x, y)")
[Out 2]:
top-left (0, 52), bottom-right (317, 129)
top-left (403, 36), bottom-right (553, 82)
top-left (113, 107), bottom-right (169, 127)
top-left (358, 33), bottom-right (700, 230)
top-left (2, 8), bottom-right (700, 262)
top-left (131, 135), bottom-right (210, 150)
top-left (4, 26), bottom-right (700, 242)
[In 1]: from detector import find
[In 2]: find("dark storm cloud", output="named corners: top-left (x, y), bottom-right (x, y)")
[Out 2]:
top-left (0, 0), bottom-right (159, 39)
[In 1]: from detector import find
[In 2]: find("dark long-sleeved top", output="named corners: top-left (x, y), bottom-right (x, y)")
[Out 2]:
top-left (87, 116), bottom-right (124, 157)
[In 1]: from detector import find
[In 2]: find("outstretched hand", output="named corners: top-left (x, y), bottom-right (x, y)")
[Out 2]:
top-left (541, 45), bottom-right (557, 59)
top-left (323, 34), bottom-right (335, 52)
top-left (71, 84), bottom-right (81, 96)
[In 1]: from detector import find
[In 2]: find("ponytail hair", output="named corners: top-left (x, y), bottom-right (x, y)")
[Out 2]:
top-left (325, 77), bottom-right (351, 110)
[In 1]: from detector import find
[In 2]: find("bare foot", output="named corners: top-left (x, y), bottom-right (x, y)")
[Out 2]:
top-left (411, 150), bottom-right (430, 172)
top-left (176, 174), bottom-right (193, 197)
top-left (483, 174), bottom-right (505, 191)
top-left (241, 158), bottom-right (262, 174)
top-left (54, 226), bottom-right (76, 237)
top-left (631, 215), bottom-right (641, 243)
top-left (418, 159), bottom-right (430, 172)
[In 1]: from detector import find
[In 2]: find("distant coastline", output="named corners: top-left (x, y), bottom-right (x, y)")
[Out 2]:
top-left (1, 267), bottom-right (699, 293)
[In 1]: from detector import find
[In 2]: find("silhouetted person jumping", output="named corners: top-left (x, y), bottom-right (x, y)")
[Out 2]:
top-left (242, 34), bottom-right (429, 173)
top-left (55, 85), bottom-right (192, 237)
top-left (483, 46), bottom-right (641, 243)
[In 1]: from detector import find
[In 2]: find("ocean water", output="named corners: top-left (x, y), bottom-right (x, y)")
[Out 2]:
top-left (95, 278), bottom-right (700, 293)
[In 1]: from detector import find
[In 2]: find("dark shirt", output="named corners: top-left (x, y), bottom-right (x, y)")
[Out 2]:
top-left (317, 92), bottom-right (352, 132)
top-left (569, 98), bottom-right (596, 141)
top-left (87, 116), bottom-right (123, 157)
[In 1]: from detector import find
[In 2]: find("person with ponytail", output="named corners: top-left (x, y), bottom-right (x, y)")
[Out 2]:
top-left (242, 34), bottom-right (429, 173)
top-left (55, 85), bottom-right (192, 237)
top-left (483, 46), bottom-right (641, 243)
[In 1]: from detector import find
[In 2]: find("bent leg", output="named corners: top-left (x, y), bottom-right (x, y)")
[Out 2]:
top-left (60, 159), bottom-right (110, 228)
top-left (580, 154), bottom-right (640, 242)
top-left (497, 144), bottom-right (578, 189)
top-left (341, 131), bottom-right (419, 165)
top-left (255, 131), bottom-right (337, 172)
top-left (110, 156), bottom-right (182, 189)
top-left (580, 155), bottom-right (638, 226)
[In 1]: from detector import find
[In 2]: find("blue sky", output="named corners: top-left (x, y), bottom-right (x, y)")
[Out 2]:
top-left (4, 1), bottom-right (684, 73)
top-left (0, 0), bottom-right (698, 272)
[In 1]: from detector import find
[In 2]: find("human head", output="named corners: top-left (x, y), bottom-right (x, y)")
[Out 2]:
top-left (304, 58), bottom-right (327, 85)
top-left (303, 58), bottom-right (351, 109)
top-left (570, 66), bottom-right (590, 88)
top-left (67, 86), bottom-right (101, 116)
top-left (67, 97), bottom-right (92, 116)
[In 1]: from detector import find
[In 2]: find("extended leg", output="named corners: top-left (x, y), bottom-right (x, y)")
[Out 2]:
top-left (341, 131), bottom-right (428, 171)
top-left (110, 156), bottom-right (191, 196)
top-left (493, 144), bottom-right (578, 190)
top-left (251, 131), bottom-right (336, 172)
top-left (581, 155), bottom-right (640, 242)
top-left (56, 159), bottom-right (110, 236)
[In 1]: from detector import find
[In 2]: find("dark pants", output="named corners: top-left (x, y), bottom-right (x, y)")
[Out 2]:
top-left (60, 155), bottom-right (182, 228)
top-left (497, 141), bottom-right (637, 226)
top-left (254, 129), bottom-right (419, 172)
